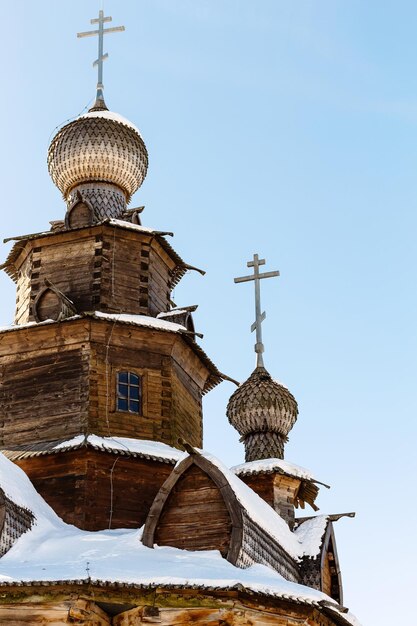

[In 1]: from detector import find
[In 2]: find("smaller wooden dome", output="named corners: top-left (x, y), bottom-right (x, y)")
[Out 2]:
top-left (226, 366), bottom-right (298, 462)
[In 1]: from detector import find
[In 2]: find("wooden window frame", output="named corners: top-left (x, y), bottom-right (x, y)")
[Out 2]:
top-left (116, 370), bottom-right (142, 415)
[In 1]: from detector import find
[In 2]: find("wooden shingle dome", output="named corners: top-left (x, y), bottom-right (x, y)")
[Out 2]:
top-left (48, 102), bottom-right (148, 221)
top-left (227, 366), bottom-right (298, 462)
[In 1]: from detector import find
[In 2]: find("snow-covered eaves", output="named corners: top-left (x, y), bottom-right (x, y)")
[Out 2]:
top-left (295, 513), bottom-right (356, 559)
top-left (91, 311), bottom-right (187, 333)
top-left (232, 458), bottom-right (318, 482)
top-left (294, 515), bottom-right (330, 558)
top-left (0, 313), bottom-right (186, 336)
top-left (2, 436), bottom-right (185, 465)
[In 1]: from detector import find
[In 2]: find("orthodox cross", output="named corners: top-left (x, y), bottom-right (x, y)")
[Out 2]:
top-left (234, 254), bottom-right (280, 368)
top-left (77, 10), bottom-right (125, 106)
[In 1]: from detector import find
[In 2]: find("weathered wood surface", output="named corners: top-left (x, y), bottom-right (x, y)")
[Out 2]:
top-left (113, 605), bottom-right (300, 626)
top-left (0, 599), bottom-right (110, 624)
top-left (0, 323), bottom-right (90, 446)
top-left (240, 473), bottom-right (301, 529)
top-left (9, 224), bottom-right (181, 324)
top-left (89, 323), bottom-right (206, 446)
top-left (0, 586), bottom-right (342, 626)
top-left (0, 598), bottom-right (336, 626)
top-left (0, 317), bottom-right (208, 449)
top-left (16, 450), bottom-right (173, 531)
top-left (154, 464), bottom-right (232, 555)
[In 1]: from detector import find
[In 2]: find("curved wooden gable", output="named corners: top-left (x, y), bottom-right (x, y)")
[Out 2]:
top-left (142, 451), bottom-right (300, 582)
top-left (142, 454), bottom-right (243, 564)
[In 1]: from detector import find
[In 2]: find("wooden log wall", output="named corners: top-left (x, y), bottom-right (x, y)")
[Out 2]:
top-left (239, 473), bottom-right (300, 528)
top-left (0, 317), bottom-right (207, 449)
top-left (16, 450), bottom-right (174, 531)
top-left (170, 361), bottom-right (203, 448)
top-left (0, 322), bottom-right (90, 447)
top-left (89, 322), bottom-right (205, 448)
top-left (147, 242), bottom-right (174, 317)
top-left (11, 225), bottom-right (179, 325)
top-left (154, 464), bottom-right (232, 555)
top-left (99, 229), bottom-right (148, 316)
top-left (27, 235), bottom-right (98, 320)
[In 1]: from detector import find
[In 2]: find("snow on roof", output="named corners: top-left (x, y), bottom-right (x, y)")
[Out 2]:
top-left (53, 435), bottom-right (185, 464)
top-left (92, 311), bottom-right (186, 333)
top-left (81, 110), bottom-right (141, 135)
top-left (0, 313), bottom-right (186, 336)
top-left (0, 454), bottom-right (359, 626)
top-left (0, 454), bottom-right (61, 527)
top-left (294, 516), bottom-right (330, 558)
top-left (232, 458), bottom-right (317, 482)
top-left (197, 452), bottom-right (302, 561)
top-left (108, 218), bottom-right (158, 234)
top-left (157, 309), bottom-right (187, 318)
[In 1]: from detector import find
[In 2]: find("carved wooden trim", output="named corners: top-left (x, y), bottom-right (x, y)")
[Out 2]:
top-left (142, 452), bottom-right (244, 565)
top-left (65, 190), bottom-right (94, 229)
top-left (32, 279), bottom-right (77, 323)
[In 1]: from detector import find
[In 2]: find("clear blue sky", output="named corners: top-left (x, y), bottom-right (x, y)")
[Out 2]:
top-left (1, 2), bottom-right (416, 624)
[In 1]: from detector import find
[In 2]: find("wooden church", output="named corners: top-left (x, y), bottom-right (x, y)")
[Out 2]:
top-left (0, 10), bottom-right (360, 626)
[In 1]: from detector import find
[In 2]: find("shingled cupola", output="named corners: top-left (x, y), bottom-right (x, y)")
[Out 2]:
top-left (48, 105), bottom-right (148, 225)
top-left (227, 366), bottom-right (298, 461)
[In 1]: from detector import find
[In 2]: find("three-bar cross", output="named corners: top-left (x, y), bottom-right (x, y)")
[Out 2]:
top-left (77, 10), bottom-right (125, 106)
top-left (234, 254), bottom-right (280, 368)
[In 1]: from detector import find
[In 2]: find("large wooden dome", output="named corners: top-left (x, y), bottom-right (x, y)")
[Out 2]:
top-left (47, 106), bottom-right (148, 203)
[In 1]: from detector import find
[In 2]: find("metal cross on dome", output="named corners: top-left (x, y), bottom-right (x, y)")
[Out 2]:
top-left (234, 254), bottom-right (280, 369)
top-left (77, 9), bottom-right (125, 106)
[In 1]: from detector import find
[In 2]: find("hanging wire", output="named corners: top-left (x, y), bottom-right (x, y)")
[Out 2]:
top-left (47, 98), bottom-right (95, 145)
top-left (108, 456), bottom-right (119, 529)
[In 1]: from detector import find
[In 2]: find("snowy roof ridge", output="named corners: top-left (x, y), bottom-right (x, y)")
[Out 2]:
top-left (1, 436), bottom-right (185, 465)
top-left (91, 311), bottom-right (187, 333)
top-left (107, 218), bottom-right (159, 234)
top-left (232, 458), bottom-right (318, 483)
top-left (53, 435), bottom-right (186, 464)
top-left (0, 312), bottom-right (187, 337)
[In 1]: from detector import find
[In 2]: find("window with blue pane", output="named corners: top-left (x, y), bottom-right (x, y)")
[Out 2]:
top-left (117, 371), bottom-right (141, 414)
